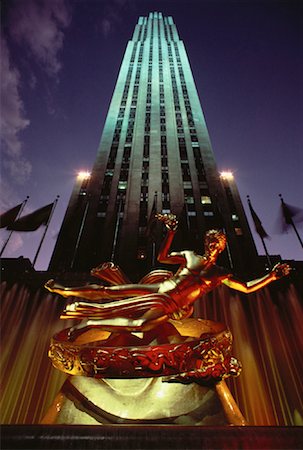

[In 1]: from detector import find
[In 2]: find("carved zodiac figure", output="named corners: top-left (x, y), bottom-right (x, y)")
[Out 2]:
top-left (45, 214), bottom-right (290, 333)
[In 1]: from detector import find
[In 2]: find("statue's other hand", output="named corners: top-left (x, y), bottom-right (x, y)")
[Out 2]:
top-left (156, 213), bottom-right (178, 231)
top-left (272, 263), bottom-right (291, 279)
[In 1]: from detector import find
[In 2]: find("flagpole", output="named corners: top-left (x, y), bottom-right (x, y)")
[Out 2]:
top-left (279, 194), bottom-right (303, 249)
top-left (70, 198), bottom-right (90, 270)
top-left (152, 191), bottom-right (158, 266)
top-left (0, 196), bottom-right (29, 257)
top-left (260, 236), bottom-right (272, 269)
top-left (184, 199), bottom-right (190, 231)
top-left (32, 196), bottom-right (59, 268)
top-left (214, 198), bottom-right (233, 270)
top-left (111, 195), bottom-right (123, 261)
top-left (247, 196), bottom-right (272, 269)
top-left (224, 230), bottom-right (234, 270)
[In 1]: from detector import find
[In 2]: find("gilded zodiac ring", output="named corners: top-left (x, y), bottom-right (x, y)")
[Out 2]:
top-left (48, 319), bottom-right (242, 383)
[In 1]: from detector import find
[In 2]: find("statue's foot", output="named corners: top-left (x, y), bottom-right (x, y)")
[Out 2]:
top-left (45, 279), bottom-right (71, 298)
top-left (45, 279), bottom-right (56, 292)
top-left (90, 262), bottom-right (119, 278)
top-left (90, 264), bottom-right (107, 277)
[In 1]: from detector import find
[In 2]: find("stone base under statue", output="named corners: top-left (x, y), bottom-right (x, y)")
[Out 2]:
top-left (42, 318), bottom-right (246, 426)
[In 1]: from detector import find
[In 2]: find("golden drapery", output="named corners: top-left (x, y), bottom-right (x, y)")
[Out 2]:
top-left (1, 279), bottom-right (302, 425)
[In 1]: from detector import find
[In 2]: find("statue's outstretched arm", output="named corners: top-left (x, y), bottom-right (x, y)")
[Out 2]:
top-left (222, 263), bottom-right (291, 294)
top-left (156, 213), bottom-right (185, 265)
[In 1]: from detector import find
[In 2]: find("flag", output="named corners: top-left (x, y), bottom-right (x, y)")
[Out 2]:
top-left (146, 193), bottom-right (158, 242)
top-left (247, 197), bottom-right (269, 239)
top-left (280, 196), bottom-right (303, 231)
top-left (7, 203), bottom-right (54, 231)
top-left (0, 203), bottom-right (23, 228)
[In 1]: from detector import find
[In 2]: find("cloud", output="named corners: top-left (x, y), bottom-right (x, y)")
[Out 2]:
top-left (102, 19), bottom-right (112, 38)
top-left (3, 158), bottom-right (32, 185)
top-left (0, 232), bottom-right (24, 255)
top-left (99, 0), bottom-right (134, 38)
top-left (8, 0), bottom-right (72, 77)
top-left (29, 73), bottom-right (37, 90)
top-left (0, 178), bottom-right (22, 213)
top-left (0, 1), bottom-right (72, 185)
top-left (0, 35), bottom-right (32, 183)
top-left (0, 179), bottom-right (25, 254)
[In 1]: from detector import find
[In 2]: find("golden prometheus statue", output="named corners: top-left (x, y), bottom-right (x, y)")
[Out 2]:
top-left (44, 213), bottom-right (290, 426)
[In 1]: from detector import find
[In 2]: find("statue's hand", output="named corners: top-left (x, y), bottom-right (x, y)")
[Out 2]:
top-left (272, 263), bottom-right (291, 280)
top-left (156, 213), bottom-right (178, 231)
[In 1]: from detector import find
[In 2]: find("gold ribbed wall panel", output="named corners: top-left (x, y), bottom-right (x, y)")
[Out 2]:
top-left (199, 283), bottom-right (303, 425)
top-left (0, 282), bottom-right (68, 424)
top-left (1, 281), bottom-right (302, 425)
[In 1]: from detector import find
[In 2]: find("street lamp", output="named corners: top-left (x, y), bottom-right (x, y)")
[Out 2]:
top-left (77, 171), bottom-right (91, 181)
top-left (220, 171), bottom-right (234, 180)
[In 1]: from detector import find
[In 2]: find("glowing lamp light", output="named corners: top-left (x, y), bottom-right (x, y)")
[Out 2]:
top-left (77, 171), bottom-right (91, 180)
top-left (220, 171), bottom-right (234, 180)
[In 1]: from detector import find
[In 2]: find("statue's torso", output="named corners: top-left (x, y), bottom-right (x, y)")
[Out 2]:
top-left (158, 251), bottom-right (231, 307)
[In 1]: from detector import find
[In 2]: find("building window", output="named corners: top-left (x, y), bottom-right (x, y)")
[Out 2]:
top-left (118, 181), bottom-right (127, 190)
top-left (185, 196), bottom-right (194, 204)
top-left (183, 181), bottom-right (192, 189)
top-left (235, 227), bottom-right (243, 235)
top-left (201, 196), bottom-right (212, 204)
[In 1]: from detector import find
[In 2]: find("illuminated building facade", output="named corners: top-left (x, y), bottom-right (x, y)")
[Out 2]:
top-left (49, 12), bottom-right (259, 278)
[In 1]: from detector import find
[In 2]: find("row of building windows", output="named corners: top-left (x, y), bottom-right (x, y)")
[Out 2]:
top-left (172, 42), bottom-right (217, 222)
top-left (108, 43), bottom-right (146, 258)
top-left (167, 42), bottom-right (196, 216)
top-left (98, 42), bottom-right (142, 216)
top-left (139, 39), bottom-right (153, 233)
top-left (158, 38), bottom-right (171, 213)
top-left (136, 16), bottom-right (176, 44)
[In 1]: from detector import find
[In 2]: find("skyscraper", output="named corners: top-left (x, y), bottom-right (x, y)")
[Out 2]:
top-left (49, 12), bottom-right (259, 279)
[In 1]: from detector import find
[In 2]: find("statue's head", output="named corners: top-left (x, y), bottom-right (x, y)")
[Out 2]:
top-left (204, 229), bottom-right (226, 256)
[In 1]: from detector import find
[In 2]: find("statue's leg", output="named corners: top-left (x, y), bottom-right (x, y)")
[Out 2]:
top-left (68, 310), bottom-right (169, 338)
top-left (45, 279), bottom-right (159, 301)
top-left (45, 280), bottom-right (105, 299)
top-left (62, 292), bottom-right (176, 332)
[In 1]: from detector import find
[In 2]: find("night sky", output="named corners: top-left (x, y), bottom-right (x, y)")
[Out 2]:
top-left (1, 0), bottom-right (302, 270)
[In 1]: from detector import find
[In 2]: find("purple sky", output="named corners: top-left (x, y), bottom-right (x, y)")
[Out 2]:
top-left (1, 0), bottom-right (302, 270)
